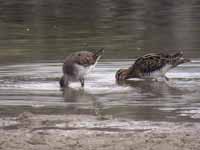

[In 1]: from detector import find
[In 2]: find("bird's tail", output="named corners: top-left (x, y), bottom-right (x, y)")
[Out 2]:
top-left (171, 51), bottom-right (190, 66)
top-left (94, 48), bottom-right (104, 58)
top-left (172, 51), bottom-right (183, 58)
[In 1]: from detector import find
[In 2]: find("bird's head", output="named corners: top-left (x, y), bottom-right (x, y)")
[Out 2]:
top-left (115, 69), bottom-right (130, 81)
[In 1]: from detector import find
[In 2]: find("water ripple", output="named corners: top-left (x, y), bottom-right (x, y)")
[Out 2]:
top-left (0, 60), bottom-right (199, 122)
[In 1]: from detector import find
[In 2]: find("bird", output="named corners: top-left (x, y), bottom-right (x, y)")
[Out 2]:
top-left (60, 48), bottom-right (104, 88)
top-left (115, 51), bottom-right (190, 81)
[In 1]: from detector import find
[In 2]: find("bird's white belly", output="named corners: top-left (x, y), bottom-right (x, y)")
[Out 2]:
top-left (75, 64), bottom-right (95, 78)
top-left (144, 64), bottom-right (172, 78)
top-left (74, 56), bottom-right (101, 78)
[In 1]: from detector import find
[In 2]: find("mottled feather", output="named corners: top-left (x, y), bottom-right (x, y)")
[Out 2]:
top-left (132, 53), bottom-right (168, 74)
top-left (116, 52), bottom-right (190, 81)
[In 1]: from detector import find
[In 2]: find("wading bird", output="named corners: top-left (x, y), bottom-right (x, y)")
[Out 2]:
top-left (60, 48), bottom-right (104, 88)
top-left (115, 52), bottom-right (190, 81)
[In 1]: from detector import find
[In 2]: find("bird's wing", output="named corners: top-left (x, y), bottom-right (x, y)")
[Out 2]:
top-left (63, 51), bottom-right (96, 69)
top-left (74, 51), bottom-right (97, 67)
top-left (132, 53), bottom-right (168, 74)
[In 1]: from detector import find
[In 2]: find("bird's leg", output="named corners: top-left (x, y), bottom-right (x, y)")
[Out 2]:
top-left (80, 78), bottom-right (85, 87)
top-left (59, 76), bottom-right (64, 88)
top-left (64, 75), bottom-right (69, 87)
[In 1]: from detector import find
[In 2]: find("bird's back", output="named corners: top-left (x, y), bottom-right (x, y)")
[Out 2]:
top-left (131, 53), bottom-right (169, 75)
top-left (116, 52), bottom-right (190, 81)
top-left (63, 49), bottom-right (104, 78)
top-left (128, 52), bottom-right (186, 77)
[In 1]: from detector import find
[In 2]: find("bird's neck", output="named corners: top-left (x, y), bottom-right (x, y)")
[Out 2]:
top-left (126, 66), bottom-right (140, 79)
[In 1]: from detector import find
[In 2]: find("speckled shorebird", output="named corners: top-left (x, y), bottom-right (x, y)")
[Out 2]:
top-left (115, 52), bottom-right (190, 81)
top-left (60, 48), bottom-right (104, 88)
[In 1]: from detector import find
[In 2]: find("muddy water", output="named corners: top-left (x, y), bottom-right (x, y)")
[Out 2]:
top-left (0, 60), bottom-right (200, 122)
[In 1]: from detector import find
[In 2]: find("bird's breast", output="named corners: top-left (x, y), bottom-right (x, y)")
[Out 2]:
top-left (74, 64), bottom-right (95, 78)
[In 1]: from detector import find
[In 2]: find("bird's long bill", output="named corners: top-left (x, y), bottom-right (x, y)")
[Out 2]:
top-left (94, 48), bottom-right (104, 57)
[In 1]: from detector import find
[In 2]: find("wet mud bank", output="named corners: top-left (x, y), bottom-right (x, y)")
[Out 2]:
top-left (0, 112), bottom-right (200, 150)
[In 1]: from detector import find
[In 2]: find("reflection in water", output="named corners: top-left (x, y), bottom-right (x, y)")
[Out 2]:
top-left (63, 87), bottom-right (95, 103)
top-left (111, 79), bottom-right (190, 121)
top-left (63, 87), bottom-right (104, 118)
top-left (117, 79), bottom-right (184, 98)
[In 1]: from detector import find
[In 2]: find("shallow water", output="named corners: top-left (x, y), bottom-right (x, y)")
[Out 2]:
top-left (0, 60), bottom-right (200, 122)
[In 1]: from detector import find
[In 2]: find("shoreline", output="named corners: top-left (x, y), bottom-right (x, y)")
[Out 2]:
top-left (0, 112), bottom-right (200, 150)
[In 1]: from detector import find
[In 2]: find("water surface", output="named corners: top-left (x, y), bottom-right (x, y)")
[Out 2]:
top-left (0, 60), bottom-right (200, 122)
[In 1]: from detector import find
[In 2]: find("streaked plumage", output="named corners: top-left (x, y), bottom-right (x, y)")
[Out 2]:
top-left (60, 48), bottom-right (104, 87)
top-left (116, 52), bottom-right (190, 81)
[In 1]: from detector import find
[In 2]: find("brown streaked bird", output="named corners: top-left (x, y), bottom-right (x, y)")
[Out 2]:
top-left (60, 48), bottom-right (104, 88)
top-left (116, 52), bottom-right (190, 81)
